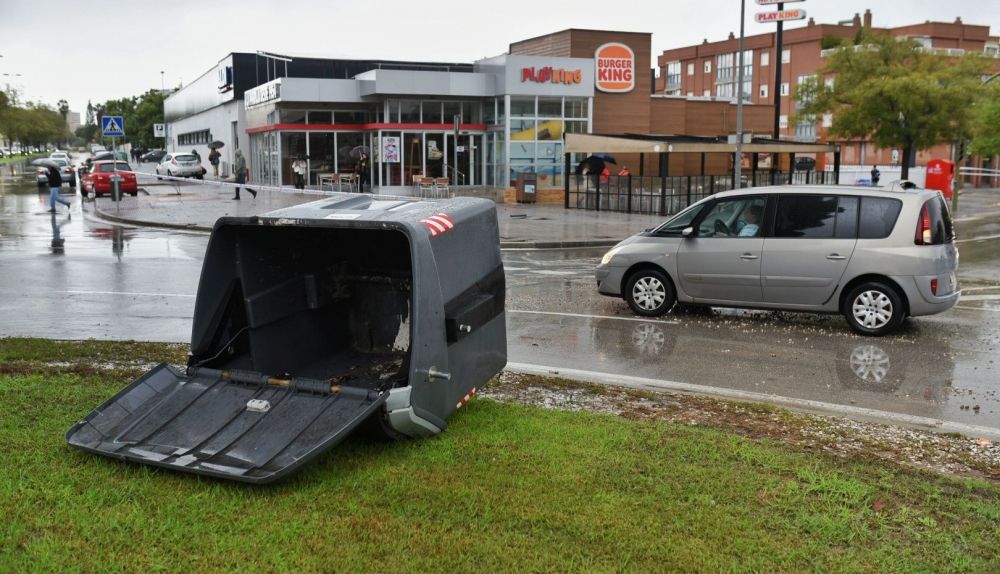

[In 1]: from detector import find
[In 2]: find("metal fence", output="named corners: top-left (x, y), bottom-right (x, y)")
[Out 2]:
top-left (566, 170), bottom-right (840, 215)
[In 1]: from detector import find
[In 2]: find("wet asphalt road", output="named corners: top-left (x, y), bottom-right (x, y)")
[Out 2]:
top-left (1, 161), bottom-right (999, 437)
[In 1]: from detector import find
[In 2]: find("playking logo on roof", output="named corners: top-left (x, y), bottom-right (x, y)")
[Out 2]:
top-left (595, 43), bottom-right (635, 93)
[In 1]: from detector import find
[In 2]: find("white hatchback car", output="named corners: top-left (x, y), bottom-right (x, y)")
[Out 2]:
top-left (155, 153), bottom-right (205, 179)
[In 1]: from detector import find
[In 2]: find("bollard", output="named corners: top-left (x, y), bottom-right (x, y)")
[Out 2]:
top-left (110, 174), bottom-right (122, 212)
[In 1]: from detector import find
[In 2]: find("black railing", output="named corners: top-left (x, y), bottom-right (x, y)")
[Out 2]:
top-left (566, 170), bottom-right (839, 215)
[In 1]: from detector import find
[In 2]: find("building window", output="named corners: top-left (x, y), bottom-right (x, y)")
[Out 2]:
top-left (759, 84), bottom-right (768, 99)
top-left (822, 113), bottom-right (833, 128)
top-left (714, 50), bottom-right (752, 102)
top-left (780, 83), bottom-right (790, 96)
top-left (687, 91), bottom-right (694, 97)
top-left (795, 121), bottom-right (817, 141)
top-left (704, 60), bottom-right (712, 73)
top-left (986, 43), bottom-right (1000, 56)
top-left (666, 61), bottom-right (682, 92)
top-left (703, 89), bottom-right (711, 97)
top-left (178, 129), bottom-right (211, 146)
top-left (779, 115), bottom-right (788, 129)
top-left (761, 51), bottom-right (770, 66)
top-left (687, 62), bottom-right (694, 75)
top-left (781, 49), bottom-right (791, 64)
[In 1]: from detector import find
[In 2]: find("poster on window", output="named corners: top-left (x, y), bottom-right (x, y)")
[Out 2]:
top-left (381, 137), bottom-right (400, 163)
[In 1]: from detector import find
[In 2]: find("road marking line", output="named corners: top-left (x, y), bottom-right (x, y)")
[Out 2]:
top-left (958, 285), bottom-right (1000, 292)
top-left (59, 290), bottom-right (195, 298)
top-left (505, 362), bottom-right (1000, 440)
top-left (508, 309), bottom-right (680, 324)
top-left (955, 305), bottom-right (1000, 313)
top-left (958, 294), bottom-right (1000, 301)
top-left (956, 233), bottom-right (1000, 244)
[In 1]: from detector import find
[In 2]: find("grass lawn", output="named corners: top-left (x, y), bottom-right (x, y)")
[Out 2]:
top-left (0, 153), bottom-right (44, 167)
top-left (2, 338), bottom-right (998, 572)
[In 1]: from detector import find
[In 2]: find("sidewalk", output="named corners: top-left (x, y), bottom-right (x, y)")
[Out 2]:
top-left (89, 177), bottom-right (665, 249)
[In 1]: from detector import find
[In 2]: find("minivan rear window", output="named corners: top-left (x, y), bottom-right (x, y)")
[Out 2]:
top-left (859, 197), bottom-right (903, 239)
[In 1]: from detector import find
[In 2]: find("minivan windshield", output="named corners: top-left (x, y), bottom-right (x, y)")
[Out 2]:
top-left (652, 201), bottom-right (709, 235)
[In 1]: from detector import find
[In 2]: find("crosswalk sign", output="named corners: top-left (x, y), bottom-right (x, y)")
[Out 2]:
top-left (102, 116), bottom-right (125, 137)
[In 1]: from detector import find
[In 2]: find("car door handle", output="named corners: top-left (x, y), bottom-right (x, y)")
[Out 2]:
top-left (739, 253), bottom-right (759, 260)
top-left (826, 254), bottom-right (847, 261)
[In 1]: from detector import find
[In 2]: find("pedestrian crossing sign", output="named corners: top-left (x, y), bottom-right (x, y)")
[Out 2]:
top-left (102, 116), bottom-right (125, 137)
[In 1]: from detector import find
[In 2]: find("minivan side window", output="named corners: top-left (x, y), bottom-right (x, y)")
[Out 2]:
top-left (835, 196), bottom-right (859, 239)
top-left (859, 197), bottom-right (903, 239)
top-left (774, 195), bottom-right (840, 238)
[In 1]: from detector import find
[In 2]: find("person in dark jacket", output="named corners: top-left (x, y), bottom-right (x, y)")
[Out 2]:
top-left (45, 164), bottom-right (71, 212)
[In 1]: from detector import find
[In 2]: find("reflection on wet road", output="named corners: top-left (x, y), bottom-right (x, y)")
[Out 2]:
top-left (2, 162), bottom-right (999, 436)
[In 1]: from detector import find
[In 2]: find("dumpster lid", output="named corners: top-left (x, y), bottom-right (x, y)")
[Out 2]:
top-left (66, 364), bottom-right (387, 484)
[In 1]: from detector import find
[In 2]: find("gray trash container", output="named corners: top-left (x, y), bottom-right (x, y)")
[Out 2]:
top-left (66, 194), bottom-right (507, 483)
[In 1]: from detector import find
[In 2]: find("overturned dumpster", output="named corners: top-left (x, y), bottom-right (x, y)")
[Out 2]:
top-left (66, 195), bottom-right (507, 483)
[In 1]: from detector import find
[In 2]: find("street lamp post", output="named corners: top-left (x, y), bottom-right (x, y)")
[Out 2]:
top-left (735, 0), bottom-right (747, 188)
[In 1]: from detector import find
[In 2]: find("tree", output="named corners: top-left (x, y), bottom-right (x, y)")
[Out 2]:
top-left (969, 84), bottom-right (1000, 157)
top-left (796, 31), bottom-right (989, 180)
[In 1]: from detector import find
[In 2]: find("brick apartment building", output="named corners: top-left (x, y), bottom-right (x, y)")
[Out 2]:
top-left (656, 9), bottom-right (1000, 172)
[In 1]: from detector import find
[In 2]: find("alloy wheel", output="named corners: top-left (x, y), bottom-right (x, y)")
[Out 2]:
top-left (852, 290), bottom-right (893, 330)
top-left (632, 276), bottom-right (666, 312)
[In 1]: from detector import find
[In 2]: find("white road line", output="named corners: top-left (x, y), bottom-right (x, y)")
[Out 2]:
top-left (958, 294), bottom-right (1000, 301)
top-left (955, 305), bottom-right (1000, 313)
top-left (509, 309), bottom-right (680, 324)
top-left (505, 362), bottom-right (1000, 440)
top-left (59, 290), bottom-right (195, 298)
top-left (957, 233), bottom-right (1000, 244)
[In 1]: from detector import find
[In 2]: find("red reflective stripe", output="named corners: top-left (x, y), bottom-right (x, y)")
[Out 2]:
top-left (455, 387), bottom-right (477, 410)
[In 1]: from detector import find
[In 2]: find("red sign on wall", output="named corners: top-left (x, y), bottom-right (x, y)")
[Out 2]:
top-left (755, 9), bottom-right (807, 23)
top-left (521, 66), bottom-right (583, 85)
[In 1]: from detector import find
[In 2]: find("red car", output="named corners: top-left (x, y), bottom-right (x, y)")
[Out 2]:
top-left (82, 161), bottom-right (139, 197)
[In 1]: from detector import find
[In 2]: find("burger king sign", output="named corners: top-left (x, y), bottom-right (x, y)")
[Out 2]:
top-left (595, 42), bottom-right (635, 93)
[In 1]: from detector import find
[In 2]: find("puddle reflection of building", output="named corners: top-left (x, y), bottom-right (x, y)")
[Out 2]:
top-left (50, 212), bottom-right (70, 254)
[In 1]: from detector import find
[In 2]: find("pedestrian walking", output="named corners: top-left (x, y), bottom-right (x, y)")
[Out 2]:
top-left (291, 157), bottom-right (307, 190)
top-left (45, 164), bottom-right (71, 212)
top-left (870, 165), bottom-right (881, 187)
top-left (356, 152), bottom-right (370, 192)
top-left (617, 166), bottom-right (630, 177)
top-left (208, 148), bottom-right (221, 178)
top-left (232, 149), bottom-right (257, 200)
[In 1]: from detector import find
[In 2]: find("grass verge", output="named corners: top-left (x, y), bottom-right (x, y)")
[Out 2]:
top-left (2, 338), bottom-right (998, 573)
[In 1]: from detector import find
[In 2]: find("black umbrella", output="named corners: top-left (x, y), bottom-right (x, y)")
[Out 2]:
top-left (208, 141), bottom-right (225, 149)
top-left (350, 145), bottom-right (371, 159)
top-left (31, 158), bottom-right (59, 169)
top-left (593, 153), bottom-right (617, 164)
top-left (576, 155), bottom-right (607, 174)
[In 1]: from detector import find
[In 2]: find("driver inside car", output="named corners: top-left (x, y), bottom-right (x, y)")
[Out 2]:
top-left (736, 204), bottom-right (763, 237)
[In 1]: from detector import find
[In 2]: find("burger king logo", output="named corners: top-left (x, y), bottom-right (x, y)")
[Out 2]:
top-left (595, 43), bottom-right (635, 93)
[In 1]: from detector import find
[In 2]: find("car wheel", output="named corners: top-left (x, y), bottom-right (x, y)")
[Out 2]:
top-left (624, 269), bottom-right (676, 317)
top-left (843, 282), bottom-right (905, 337)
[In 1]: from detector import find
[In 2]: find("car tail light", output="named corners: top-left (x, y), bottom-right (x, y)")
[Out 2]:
top-left (930, 278), bottom-right (938, 296)
top-left (914, 204), bottom-right (932, 245)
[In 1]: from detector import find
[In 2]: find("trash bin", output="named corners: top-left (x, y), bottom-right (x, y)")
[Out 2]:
top-left (515, 172), bottom-right (537, 204)
top-left (925, 158), bottom-right (955, 200)
top-left (66, 194), bottom-right (507, 483)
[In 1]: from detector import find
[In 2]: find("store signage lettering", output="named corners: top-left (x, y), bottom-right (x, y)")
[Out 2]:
top-left (595, 43), bottom-right (635, 93)
top-left (521, 66), bottom-right (583, 85)
top-left (755, 9), bottom-right (807, 23)
top-left (245, 82), bottom-right (280, 108)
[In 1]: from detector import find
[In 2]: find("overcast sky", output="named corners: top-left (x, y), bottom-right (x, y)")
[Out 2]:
top-left (1, 0), bottom-right (997, 117)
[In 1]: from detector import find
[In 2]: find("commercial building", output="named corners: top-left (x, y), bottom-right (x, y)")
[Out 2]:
top-left (656, 9), bottom-right (1000, 170)
top-left (165, 30), bottom-right (786, 191)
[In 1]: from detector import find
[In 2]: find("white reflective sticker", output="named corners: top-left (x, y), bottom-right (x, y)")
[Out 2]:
top-left (246, 399), bottom-right (271, 413)
top-left (324, 213), bottom-right (361, 220)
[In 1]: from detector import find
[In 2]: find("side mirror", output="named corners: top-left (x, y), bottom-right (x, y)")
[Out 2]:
top-left (681, 227), bottom-right (694, 238)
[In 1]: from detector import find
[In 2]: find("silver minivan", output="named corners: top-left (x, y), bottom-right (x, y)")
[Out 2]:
top-left (595, 186), bottom-right (959, 336)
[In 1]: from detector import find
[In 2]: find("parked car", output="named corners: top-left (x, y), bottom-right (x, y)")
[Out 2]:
top-left (89, 144), bottom-right (107, 154)
top-left (140, 149), bottom-right (167, 163)
top-left (50, 151), bottom-right (71, 163)
top-left (82, 161), bottom-right (138, 197)
top-left (155, 153), bottom-right (204, 179)
top-left (0, 147), bottom-right (8, 157)
top-left (36, 158), bottom-right (76, 188)
top-left (595, 185), bottom-right (958, 336)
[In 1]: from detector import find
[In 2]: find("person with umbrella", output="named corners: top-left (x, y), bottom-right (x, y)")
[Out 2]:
top-left (291, 154), bottom-right (307, 190)
top-left (35, 159), bottom-right (71, 213)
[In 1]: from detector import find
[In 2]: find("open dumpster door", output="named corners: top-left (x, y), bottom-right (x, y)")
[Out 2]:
top-left (67, 195), bottom-right (506, 484)
top-left (66, 364), bottom-right (388, 483)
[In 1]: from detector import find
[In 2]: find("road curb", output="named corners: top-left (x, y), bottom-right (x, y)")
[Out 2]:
top-left (90, 204), bottom-right (620, 249)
